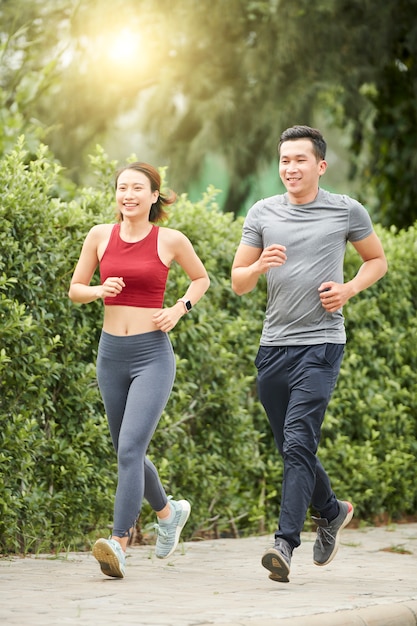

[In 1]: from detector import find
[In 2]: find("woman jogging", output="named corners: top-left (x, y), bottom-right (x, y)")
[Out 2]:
top-left (69, 161), bottom-right (210, 578)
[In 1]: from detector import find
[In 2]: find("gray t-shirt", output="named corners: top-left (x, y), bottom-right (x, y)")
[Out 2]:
top-left (241, 188), bottom-right (373, 346)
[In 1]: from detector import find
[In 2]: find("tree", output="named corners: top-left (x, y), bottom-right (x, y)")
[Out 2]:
top-left (330, 0), bottom-right (417, 229)
top-left (142, 0), bottom-right (417, 226)
top-left (1, 0), bottom-right (416, 226)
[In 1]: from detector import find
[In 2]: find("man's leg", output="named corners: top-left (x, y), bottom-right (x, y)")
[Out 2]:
top-left (281, 344), bottom-right (353, 567)
top-left (256, 346), bottom-right (292, 582)
top-left (257, 344), bottom-right (345, 581)
top-left (276, 344), bottom-right (345, 547)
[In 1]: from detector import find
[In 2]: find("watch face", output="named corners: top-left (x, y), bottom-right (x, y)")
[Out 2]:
top-left (185, 300), bottom-right (192, 311)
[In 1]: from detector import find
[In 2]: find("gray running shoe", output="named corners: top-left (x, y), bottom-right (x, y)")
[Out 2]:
top-left (154, 498), bottom-right (191, 559)
top-left (261, 538), bottom-right (292, 583)
top-left (312, 500), bottom-right (354, 566)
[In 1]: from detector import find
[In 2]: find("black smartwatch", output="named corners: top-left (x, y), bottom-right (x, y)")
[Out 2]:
top-left (177, 298), bottom-right (192, 313)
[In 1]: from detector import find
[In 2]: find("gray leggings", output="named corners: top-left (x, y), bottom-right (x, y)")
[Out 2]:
top-left (96, 330), bottom-right (176, 537)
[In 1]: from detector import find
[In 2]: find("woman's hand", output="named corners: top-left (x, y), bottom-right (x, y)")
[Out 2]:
top-left (99, 277), bottom-right (125, 299)
top-left (152, 303), bottom-right (184, 332)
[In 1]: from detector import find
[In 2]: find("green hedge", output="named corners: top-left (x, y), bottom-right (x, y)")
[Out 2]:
top-left (1, 139), bottom-right (416, 554)
top-left (320, 222), bottom-right (417, 519)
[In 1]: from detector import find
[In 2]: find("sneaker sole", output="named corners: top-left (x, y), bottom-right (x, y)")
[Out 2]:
top-left (92, 539), bottom-right (125, 578)
top-left (156, 500), bottom-right (191, 559)
top-left (261, 548), bottom-right (290, 583)
top-left (314, 502), bottom-right (354, 567)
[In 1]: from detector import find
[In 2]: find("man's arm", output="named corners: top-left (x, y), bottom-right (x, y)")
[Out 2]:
top-left (231, 243), bottom-right (287, 296)
top-left (349, 231), bottom-right (388, 292)
top-left (319, 231), bottom-right (387, 313)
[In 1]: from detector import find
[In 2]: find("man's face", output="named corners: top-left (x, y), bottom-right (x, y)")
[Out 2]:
top-left (279, 138), bottom-right (327, 203)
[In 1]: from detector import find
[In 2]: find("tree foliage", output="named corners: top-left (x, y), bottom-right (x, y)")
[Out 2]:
top-left (313, 0), bottom-right (417, 230)
top-left (1, 0), bottom-right (416, 225)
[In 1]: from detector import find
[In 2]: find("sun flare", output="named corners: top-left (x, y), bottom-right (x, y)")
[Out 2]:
top-left (107, 29), bottom-right (140, 62)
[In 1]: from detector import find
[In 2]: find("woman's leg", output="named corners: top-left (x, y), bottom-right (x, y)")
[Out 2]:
top-left (112, 357), bottom-right (175, 536)
top-left (96, 331), bottom-right (175, 545)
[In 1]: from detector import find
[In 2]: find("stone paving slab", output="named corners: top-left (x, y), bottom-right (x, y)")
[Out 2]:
top-left (1, 523), bottom-right (416, 626)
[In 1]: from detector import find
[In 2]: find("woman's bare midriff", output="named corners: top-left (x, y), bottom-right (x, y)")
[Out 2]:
top-left (102, 305), bottom-right (161, 336)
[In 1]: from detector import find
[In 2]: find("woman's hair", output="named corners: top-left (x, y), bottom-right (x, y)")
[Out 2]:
top-left (278, 125), bottom-right (327, 161)
top-left (114, 161), bottom-right (177, 222)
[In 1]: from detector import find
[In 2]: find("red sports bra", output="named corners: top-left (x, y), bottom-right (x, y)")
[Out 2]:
top-left (99, 224), bottom-right (169, 308)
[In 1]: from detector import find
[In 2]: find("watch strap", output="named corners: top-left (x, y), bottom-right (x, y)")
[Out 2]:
top-left (177, 298), bottom-right (192, 313)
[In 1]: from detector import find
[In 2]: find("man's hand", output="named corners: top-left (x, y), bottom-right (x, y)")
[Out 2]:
top-left (258, 244), bottom-right (287, 274)
top-left (318, 282), bottom-right (354, 313)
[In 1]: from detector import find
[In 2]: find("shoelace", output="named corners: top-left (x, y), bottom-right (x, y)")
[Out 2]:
top-left (315, 525), bottom-right (336, 548)
top-left (276, 541), bottom-right (291, 558)
top-left (153, 523), bottom-right (169, 541)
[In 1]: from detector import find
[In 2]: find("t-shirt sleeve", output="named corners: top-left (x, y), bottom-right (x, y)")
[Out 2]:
top-left (240, 201), bottom-right (264, 248)
top-left (348, 200), bottom-right (374, 242)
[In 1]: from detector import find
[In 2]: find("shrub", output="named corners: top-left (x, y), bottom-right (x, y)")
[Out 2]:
top-left (321, 223), bottom-right (417, 519)
top-left (0, 140), bottom-right (115, 552)
top-left (1, 138), bottom-right (416, 554)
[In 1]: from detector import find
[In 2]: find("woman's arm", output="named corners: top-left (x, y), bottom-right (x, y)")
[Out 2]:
top-left (152, 229), bottom-right (210, 332)
top-left (68, 225), bottom-right (125, 304)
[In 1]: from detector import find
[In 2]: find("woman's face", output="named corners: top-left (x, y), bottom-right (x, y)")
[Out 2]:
top-left (116, 169), bottom-right (159, 220)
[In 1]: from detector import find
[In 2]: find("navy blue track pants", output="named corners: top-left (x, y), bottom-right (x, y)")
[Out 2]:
top-left (255, 343), bottom-right (344, 549)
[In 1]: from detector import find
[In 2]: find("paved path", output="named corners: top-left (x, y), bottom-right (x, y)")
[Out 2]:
top-left (1, 523), bottom-right (417, 626)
